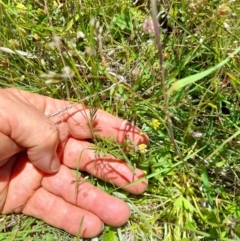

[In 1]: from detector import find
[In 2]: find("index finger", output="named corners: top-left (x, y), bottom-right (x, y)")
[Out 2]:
top-left (65, 108), bottom-right (149, 146)
top-left (12, 89), bottom-right (149, 145)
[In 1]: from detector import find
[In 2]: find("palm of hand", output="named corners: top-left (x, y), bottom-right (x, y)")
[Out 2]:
top-left (0, 89), bottom-right (148, 238)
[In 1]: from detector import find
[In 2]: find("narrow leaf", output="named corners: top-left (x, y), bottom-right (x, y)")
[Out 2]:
top-left (168, 46), bottom-right (240, 95)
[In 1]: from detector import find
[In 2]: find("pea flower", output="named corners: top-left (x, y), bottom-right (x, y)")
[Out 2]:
top-left (150, 119), bottom-right (160, 130)
top-left (138, 144), bottom-right (148, 155)
top-left (16, 3), bottom-right (26, 10)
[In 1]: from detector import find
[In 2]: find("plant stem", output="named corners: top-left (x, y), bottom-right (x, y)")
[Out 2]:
top-left (151, 0), bottom-right (182, 160)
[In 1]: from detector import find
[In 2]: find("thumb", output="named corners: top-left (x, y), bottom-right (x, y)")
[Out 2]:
top-left (26, 122), bottom-right (60, 173)
top-left (0, 89), bottom-right (60, 173)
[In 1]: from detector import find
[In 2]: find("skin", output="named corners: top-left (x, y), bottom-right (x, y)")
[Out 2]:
top-left (0, 88), bottom-right (149, 238)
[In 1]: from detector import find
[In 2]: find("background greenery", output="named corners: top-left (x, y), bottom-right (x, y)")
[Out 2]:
top-left (1, 0), bottom-right (240, 240)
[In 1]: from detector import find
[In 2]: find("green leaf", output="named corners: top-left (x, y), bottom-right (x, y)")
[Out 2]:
top-left (182, 196), bottom-right (196, 213)
top-left (103, 229), bottom-right (119, 241)
top-left (173, 195), bottom-right (184, 208)
top-left (65, 18), bottom-right (74, 32)
top-left (112, 14), bottom-right (128, 30)
top-left (234, 225), bottom-right (240, 237)
top-left (173, 195), bottom-right (195, 213)
top-left (168, 46), bottom-right (240, 95)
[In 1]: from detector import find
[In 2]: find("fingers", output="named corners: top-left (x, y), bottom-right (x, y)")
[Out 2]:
top-left (5, 88), bottom-right (149, 146)
top-left (1, 154), bottom-right (43, 214)
top-left (0, 89), bottom-right (60, 173)
top-left (2, 153), bottom-right (131, 238)
top-left (62, 138), bottom-right (148, 194)
top-left (65, 108), bottom-right (149, 146)
top-left (0, 155), bottom-right (17, 212)
top-left (24, 165), bottom-right (131, 238)
top-left (22, 187), bottom-right (103, 238)
top-left (1, 88), bottom-right (149, 175)
top-left (41, 166), bottom-right (130, 227)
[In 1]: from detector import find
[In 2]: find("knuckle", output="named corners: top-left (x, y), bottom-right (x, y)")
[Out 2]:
top-left (42, 121), bottom-right (59, 145)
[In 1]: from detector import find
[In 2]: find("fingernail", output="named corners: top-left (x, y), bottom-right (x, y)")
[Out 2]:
top-left (101, 222), bottom-right (105, 232)
top-left (50, 155), bottom-right (60, 172)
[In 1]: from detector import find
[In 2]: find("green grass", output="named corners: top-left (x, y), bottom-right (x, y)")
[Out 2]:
top-left (1, 0), bottom-right (240, 240)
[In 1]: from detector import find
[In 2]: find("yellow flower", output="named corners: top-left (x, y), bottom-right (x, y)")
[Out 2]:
top-left (163, 52), bottom-right (170, 60)
top-left (16, 3), bottom-right (26, 10)
top-left (150, 119), bottom-right (160, 130)
top-left (138, 144), bottom-right (148, 155)
top-left (37, 8), bottom-right (42, 14)
top-left (33, 33), bottom-right (40, 41)
top-left (8, 39), bottom-right (20, 48)
top-left (53, 1), bottom-right (58, 7)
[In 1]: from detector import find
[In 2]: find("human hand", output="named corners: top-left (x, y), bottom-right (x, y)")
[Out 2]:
top-left (0, 88), bottom-right (149, 238)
